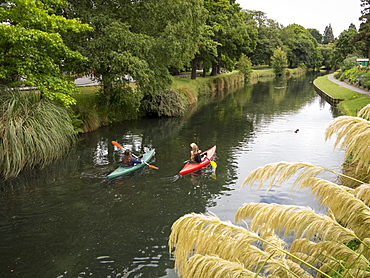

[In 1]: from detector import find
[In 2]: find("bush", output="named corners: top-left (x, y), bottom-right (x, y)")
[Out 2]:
top-left (237, 54), bottom-right (253, 81)
top-left (340, 56), bottom-right (359, 72)
top-left (338, 67), bottom-right (370, 89)
top-left (141, 89), bottom-right (185, 117)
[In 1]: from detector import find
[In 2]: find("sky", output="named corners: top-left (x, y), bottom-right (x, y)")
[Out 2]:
top-left (236, 0), bottom-right (363, 38)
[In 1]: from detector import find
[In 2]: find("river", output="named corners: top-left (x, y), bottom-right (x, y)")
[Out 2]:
top-left (0, 72), bottom-right (345, 278)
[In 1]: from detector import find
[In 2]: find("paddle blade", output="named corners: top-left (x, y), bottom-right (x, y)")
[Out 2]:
top-left (148, 164), bottom-right (159, 170)
top-left (210, 160), bottom-right (217, 169)
top-left (112, 141), bottom-right (123, 148)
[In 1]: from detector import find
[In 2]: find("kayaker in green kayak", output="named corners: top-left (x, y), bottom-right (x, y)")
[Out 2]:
top-left (122, 149), bottom-right (142, 167)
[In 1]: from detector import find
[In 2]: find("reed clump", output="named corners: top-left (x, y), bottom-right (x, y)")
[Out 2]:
top-left (0, 89), bottom-right (77, 180)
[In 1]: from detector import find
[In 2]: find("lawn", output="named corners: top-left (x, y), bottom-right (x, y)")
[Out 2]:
top-left (314, 75), bottom-right (370, 116)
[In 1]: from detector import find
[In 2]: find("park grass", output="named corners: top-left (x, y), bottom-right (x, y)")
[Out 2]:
top-left (314, 75), bottom-right (360, 99)
top-left (73, 86), bottom-right (101, 106)
top-left (314, 75), bottom-right (370, 116)
top-left (337, 94), bottom-right (370, 116)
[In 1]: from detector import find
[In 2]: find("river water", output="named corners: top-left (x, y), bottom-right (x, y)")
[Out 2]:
top-left (0, 72), bottom-right (345, 278)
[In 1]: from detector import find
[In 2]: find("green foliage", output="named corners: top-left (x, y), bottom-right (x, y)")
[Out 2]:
top-left (0, 0), bottom-right (91, 107)
top-left (322, 24), bottom-right (335, 44)
top-left (247, 11), bottom-right (283, 66)
top-left (0, 88), bottom-right (77, 180)
top-left (354, 0), bottom-right (370, 57)
top-left (62, 0), bottom-right (205, 105)
top-left (96, 85), bottom-right (143, 122)
top-left (237, 54), bottom-right (253, 81)
top-left (141, 89), bottom-right (185, 117)
top-left (319, 43), bottom-right (334, 69)
top-left (271, 47), bottom-right (288, 75)
top-left (308, 28), bottom-right (323, 44)
top-left (281, 24), bottom-right (322, 68)
top-left (338, 66), bottom-right (370, 86)
top-left (194, 0), bottom-right (257, 76)
top-left (331, 28), bottom-right (361, 70)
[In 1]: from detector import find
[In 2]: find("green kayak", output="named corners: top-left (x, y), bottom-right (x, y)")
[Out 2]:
top-left (107, 149), bottom-right (156, 179)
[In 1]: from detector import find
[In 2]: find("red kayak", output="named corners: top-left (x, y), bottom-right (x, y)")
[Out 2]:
top-left (179, 146), bottom-right (217, 175)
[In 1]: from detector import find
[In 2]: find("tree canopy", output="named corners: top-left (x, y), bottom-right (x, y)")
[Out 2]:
top-left (62, 0), bottom-right (206, 107)
top-left (322, 24), bottom-right (335, 44)
top-left (0, 0), bottom-right (91, 107)
top-left (355, 0), bottom-right (370, 57)
top-left (331, 27), bottom-right (361, 69)
top-left (246, 10), bottom-right (283, 66)
top-left (190, 0), bottom-right (257, 79)
top-left (281, 24), bottom-right (322, 68)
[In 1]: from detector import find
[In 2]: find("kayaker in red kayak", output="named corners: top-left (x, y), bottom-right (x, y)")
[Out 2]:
top-left (122, 149), bottom-right (142, 167)
top-left (190, 143), bottom-right (207, 163)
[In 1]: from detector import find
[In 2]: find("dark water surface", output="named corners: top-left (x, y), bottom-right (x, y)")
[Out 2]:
top-left (0, 72), bottom-right (345, 277)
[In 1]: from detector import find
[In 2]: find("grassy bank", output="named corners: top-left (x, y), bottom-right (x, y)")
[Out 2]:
top-left (314, 75), bottom-right (370, 116)
top-left (170, 71), bottom-right (244, 105)
top-left (74, 71), bottom-right (245, 132)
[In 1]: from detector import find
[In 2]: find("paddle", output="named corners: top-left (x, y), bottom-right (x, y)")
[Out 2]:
top-left (111, 141), bottom-right (158, 170)
top-left (207, 158), bottom-right (217, 169)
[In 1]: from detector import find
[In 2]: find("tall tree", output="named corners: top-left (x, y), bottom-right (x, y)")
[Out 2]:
top-left (331, 27), bottom-right (360, 69)
top-left (308, 28), bottom-right (323, 44)
top-left (0, 0), bottom-right (91, 107)
top-left (62, 0), bottom-right (205, 106)
top-left (191, 0), bottom-right (257, 78)
top-left (271, 47), bottom-right (288, 76)
top-left (318, 43), bottom-right (334, 69)
top-left (322, 23), bottom-right (335, 44)
top-left (246, 10), bottom-right (283, 66)
top-left (349, 23), bottom-right (357, 31)
top-left (281, 24), bottom-right (322, 68)
top-left (354, 0), bottom-right (370, 57)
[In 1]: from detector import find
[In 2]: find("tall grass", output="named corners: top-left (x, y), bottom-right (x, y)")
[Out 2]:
top-left (0, 89), bottom-right (77, 180)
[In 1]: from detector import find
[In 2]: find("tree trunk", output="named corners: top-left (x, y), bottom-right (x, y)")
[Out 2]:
top-left (103, 84), bottom-right (110, 107)
top-left (210, 63), bottom-right (217, 76)
top-left (191, 57), bottom-right (198, 80)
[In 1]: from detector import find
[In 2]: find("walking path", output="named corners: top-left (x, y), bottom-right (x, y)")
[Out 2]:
top-left (327, 74), bottom-right (370, 96)
top-left (73, 76), bottom-right (100, 87)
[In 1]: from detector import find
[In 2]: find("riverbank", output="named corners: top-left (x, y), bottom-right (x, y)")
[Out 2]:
top-left (74, 68), bottom-right (307, 133)
top-left (313, 74), bottom-right (370, 116)
top-left (73, 71), bottom-right (246, 133)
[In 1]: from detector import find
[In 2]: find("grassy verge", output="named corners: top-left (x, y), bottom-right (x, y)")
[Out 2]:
top-left (314, 75), bottom-right (370, 116)
top-left (171, 71), bottom-right (244, 105)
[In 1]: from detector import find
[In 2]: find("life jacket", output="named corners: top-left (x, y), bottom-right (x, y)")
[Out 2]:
top-left (194, 153), bottom-right (202, 163)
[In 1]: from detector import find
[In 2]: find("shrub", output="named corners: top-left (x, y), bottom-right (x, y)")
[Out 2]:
top-left (141, 89), bottom-right (185, 117)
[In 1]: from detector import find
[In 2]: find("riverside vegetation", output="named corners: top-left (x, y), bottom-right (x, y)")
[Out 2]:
top-left (2, 1), bottom-right (370, 276)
